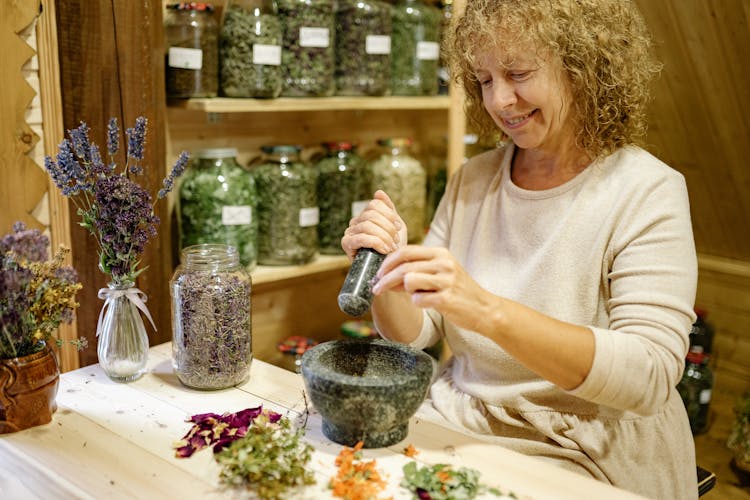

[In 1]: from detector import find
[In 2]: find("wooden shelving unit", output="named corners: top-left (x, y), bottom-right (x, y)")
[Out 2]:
top-left (169, 95), bottom-right (451, 113)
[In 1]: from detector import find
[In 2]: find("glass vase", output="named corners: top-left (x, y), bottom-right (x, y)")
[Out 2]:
top-left (97, 281), bottom-right (150, 382)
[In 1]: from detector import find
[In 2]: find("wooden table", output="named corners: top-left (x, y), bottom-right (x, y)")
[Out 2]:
top-left (0, 343), bottom-right (644, 499)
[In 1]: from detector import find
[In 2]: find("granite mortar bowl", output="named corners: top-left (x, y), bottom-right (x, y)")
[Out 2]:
top-left (300, 338), bottom-right (434, 448)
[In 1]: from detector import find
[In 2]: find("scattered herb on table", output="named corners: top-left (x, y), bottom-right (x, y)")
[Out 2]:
top-left (171, 269), bottom-right (252, 389)
top-left (401, 461), bottom-right (511, 500)
top-left (330, 441), bottom-right (389, 500)
top-left (403, 444), bottom-right (419, 458)
top-left (215, 412), bottom-right (316, 500)
top-left (278, 0), bottom-right (336, 97)
top-left (220, 4), bottom-right (283, 98)
top-left (173, 406), bottom-right (276, 458)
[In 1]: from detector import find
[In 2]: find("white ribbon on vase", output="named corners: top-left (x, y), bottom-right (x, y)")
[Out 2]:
top-left (96, 286), bottom-right (157, 337)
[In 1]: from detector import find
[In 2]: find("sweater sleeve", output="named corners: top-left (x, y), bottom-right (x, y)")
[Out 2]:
top-left (567, 168), bottom-right (698, 415)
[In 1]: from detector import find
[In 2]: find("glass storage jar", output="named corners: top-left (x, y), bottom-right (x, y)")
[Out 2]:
top-left (334, 0), bottom-right (392, 96)
top-left (251, 145), bottom-right (319, 265)
top-left (391, 0), bottom-right (441, 96)
top-left (177, 148), bottom-right (258, 269)
top-left (170, 244), bottom-right (253, 390)
top-left (370, 138), bottom-right (426, 243)
top-left (220, 0), bottom-right (283, 98)
top-left (164, 2), bottom-right (219, 98)
top-left (278, 0), bottom-right (335, 97)
top-left (315, 142), bottom-right (370, 254)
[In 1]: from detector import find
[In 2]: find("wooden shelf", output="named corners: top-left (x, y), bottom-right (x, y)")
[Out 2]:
top-left (168, 95), bottom-right (451, 113)
top-left (251, 254), bottom-right (350, 286)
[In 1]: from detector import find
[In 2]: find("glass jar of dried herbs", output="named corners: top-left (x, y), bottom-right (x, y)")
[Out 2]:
top-left (250, 145), bottom-right (319, 265)
top-left (220, 0), bottom-right (283, 98)
top-left (177, 148), bottom-right (258, 269)
top-left (391, 0), bottom-right (441, 96)
top-left (370, 138), bottom-right (426, 243)
top-left (315, 142), bottom-right (371, 255)
top-left (170, 244), bottom-right (252, 390)
top-left (278, 0), bottom-right (335, 97)
top-left (334, 0), bottom-right (392, 96)
top-left (164, 3), bottom-right (219, 98)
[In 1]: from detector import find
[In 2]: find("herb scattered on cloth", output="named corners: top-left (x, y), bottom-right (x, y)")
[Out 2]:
top-left (403, 444), bottom-right (419, 458)
top-left (330, 441), bottom-right (390, 500)
top-left (400, 461), bottom-right (511, 500)
top-left (215, 412), bottom-right (315, 500)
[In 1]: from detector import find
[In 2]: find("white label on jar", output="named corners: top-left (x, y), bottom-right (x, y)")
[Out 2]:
top-left (299, 207), bottom-right (320, 227)
top-left (366, 35), bottom-right (391, 55)
top-left (699, 389), bottom-right (712, 404)
top-left (253, 44), bottom-right (282, 66)
top-left (222, 206), bottom-right (252, 225)
top-left (299, 27), bottom-right (330, 48)
top-left (351, 200), bottom-right (370, 217)
top-left (168, 47), bottom-right (203, 69)
top-left (417, 41), bottom-right (440, 61)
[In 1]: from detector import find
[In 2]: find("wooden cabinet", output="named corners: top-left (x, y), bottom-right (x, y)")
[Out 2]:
top-left (165, 93), bottom-right (465, 368)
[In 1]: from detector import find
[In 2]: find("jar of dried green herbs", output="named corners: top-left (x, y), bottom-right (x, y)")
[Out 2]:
top-left (334, 0), bottom-right (392, 96)
top-left (251, 145), bottom-right (319, 265)
top-left (220, 0), bottom-right (283, 98)
top-left (177, 148), bottom-right (258, 269)
top-left (315, 142), bottom-right (371, 254)
top-left (278, 0), bottom-right (335, 97)
top-left (164, 3), bottom-right (219, 98)
top-left (370, 138), bottom-right (426, 243)
top-left (391, 0), bottom-right (441, 96)
top-left (170, 244), bottom-right (252, 390)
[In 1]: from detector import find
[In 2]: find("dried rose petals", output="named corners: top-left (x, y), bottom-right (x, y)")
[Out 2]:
top-left (173, 406), bottom-right (281, 458)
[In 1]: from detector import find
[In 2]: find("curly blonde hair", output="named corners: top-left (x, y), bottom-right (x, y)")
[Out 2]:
top-left (449, 0), bottom-right (662, 158)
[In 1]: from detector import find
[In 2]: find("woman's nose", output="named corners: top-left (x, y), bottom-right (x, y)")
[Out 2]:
top-left (485, 80), bottom-right (517, 110)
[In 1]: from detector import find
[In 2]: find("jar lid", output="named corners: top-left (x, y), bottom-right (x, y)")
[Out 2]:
top-left (261, 145), bottom-right (302, 154)
top-left (167, 2), bottom-right (214, 11)
top-left (686, 351), bottom-right (708, 365)
top-left (377, 138), bottom-right (413, 147)
top-left (277, 336), bottom-right (318, 355)
top-left (194, 147), bottom-right (238, 159)
top-left (323, 141), bottom-right (355, 151)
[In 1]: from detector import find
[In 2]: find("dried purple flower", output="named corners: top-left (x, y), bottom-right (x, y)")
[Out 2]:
top-left (106, 117), bottom-right (119, 156)
top-left (126, 116), bottom-right (147, 173)
top-left (158, 150), bottom-right (189, 199)
top-left (0, 222), bottom-right (49, 262)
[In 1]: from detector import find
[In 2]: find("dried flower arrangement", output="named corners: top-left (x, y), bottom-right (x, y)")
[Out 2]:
top-left (44, 116), bottom-right (189, 285)
top-left (0, 222), bottom-right (86, 359)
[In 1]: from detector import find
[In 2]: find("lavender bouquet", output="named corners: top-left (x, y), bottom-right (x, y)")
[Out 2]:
top-left (0, 222), bottom-right (86, 359)
top-left (45, 116), bottom-right (189, 285)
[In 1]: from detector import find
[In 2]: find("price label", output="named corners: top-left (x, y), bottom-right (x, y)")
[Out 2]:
top-left (299, 207), bottom-right (320, 227)
top-left (417, 41), bottom-right (439, 61)
top-left (168, 47), bottom-right (203, 69)
top-left (351, 200), bottom-right (370, 217)
top-left (222, 206), bottom-right (252, 226)
top-left (699, 389), bottom-right (712, 405)
top-left (299, 27), bottom-right (330, 48)
top-left (365, 35), bottom-right (391, 55)
top-left (253, 44), bottom-right (282, 66)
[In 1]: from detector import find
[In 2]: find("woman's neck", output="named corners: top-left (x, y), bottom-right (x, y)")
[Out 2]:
top-left (511, 143), bottom-right (592, 190)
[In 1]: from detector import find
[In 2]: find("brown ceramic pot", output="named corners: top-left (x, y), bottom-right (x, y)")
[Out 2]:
top-left (0, 347), bottom-right (60, 434)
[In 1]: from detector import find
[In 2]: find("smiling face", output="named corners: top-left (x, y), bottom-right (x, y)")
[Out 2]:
top-left (474, 47), bottom-right (577, 155)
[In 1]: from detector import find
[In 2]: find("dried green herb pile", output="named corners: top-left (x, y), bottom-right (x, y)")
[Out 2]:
top-left (174, 406), bottom-right (316, 500)
top-left (401, 461), bottom-right (510, 500)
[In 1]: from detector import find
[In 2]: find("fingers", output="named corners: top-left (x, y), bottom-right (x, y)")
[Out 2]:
top-left (341, 192), bottom-right (404, 258)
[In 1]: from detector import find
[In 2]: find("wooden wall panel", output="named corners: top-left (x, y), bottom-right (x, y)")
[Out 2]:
top-left (55, 0), bottom-right (170, 366)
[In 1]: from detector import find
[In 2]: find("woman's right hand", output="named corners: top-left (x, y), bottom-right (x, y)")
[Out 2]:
top-left (341, 190), bottom-right (407, 261)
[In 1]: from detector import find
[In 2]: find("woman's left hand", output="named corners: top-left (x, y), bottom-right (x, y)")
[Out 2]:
top-left (372, 245), bottom-right (496, 334)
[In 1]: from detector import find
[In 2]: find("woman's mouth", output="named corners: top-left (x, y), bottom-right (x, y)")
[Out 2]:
top-left (503, 110), bottom-right (536, 129)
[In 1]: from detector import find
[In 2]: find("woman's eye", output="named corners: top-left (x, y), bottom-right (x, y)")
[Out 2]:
top-left (479, 78), bottom-right (492, 88)
top-left (510, 71), bottom-right (531, 81)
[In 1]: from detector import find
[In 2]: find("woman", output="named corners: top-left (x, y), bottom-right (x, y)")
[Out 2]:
top-left (341, 0), bottom-right (698, 498)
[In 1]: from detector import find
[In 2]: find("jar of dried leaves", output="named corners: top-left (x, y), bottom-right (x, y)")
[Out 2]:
top-left (170, 244), bottom-right (252, 390)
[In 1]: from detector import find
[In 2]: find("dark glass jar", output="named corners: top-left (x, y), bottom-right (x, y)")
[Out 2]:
top-left (278, 0), bottom-right (336, 97)
top-left (334, 0), bottom-right (392, 96)
top-left (678, 351), bottom-right (714, 435)
top-left (220, 0), bottom-right (283, 98)
top-left (251, 145), bottom-right (318, 265)
top-left (689, 308), bottom-right (715, 356)
top-left (391, 0), bottom-right (441, 96)
top-left (437, 0), bottom-right (453, 95)
top-left (164, 3), bottom-right (219, 98)
top-left (170, 244), bottom-right (253, 390)
top-left (315, 142), bottom-right (370, 255)
top-left (370, 138), bottom-right (426, 243)
top-left (177, 148), bottom-right (258, 269)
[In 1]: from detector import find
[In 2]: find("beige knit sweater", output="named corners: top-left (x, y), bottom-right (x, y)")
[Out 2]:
top-left (412, 144), bottom-right (698, 499)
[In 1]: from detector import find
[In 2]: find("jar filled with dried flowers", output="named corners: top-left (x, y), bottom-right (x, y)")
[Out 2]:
top-left (170, 243), bottom-right (252, 390)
